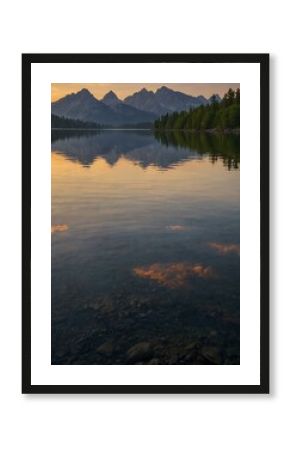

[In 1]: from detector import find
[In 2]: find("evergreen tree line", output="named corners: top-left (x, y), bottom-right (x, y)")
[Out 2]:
top-left (154, 88), bottom-right (240, 131)
top-left (51, 114), bottom-right (100, 129)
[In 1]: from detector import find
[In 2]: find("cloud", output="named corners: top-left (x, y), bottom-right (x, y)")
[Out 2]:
top-left (133, 262), bottom-right (215, 288)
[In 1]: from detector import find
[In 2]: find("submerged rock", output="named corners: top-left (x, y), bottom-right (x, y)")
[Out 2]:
top-left (148, 358), bottom-right (160, 365)
top-left (97, 341), bottom-right (113, 354)
top-left (127, 342), bottom-right (153, 363)
top-left (185, 341), bottom-right (200, 351)
top-left (201, 346), bottom-right (222, 365)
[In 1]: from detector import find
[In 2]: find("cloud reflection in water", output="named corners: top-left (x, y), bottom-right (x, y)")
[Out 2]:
top-left (208, 242), bottom-right (240, 255)
top-left (51, 224), bottom-right (69, 233)
top-left (133, 262), bottom-right (215, 289)
top-left (166, 225), bottom-right (188, 231)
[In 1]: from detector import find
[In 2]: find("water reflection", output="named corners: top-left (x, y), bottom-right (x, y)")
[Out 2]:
top-left (51, 129), bottom-right (201, 169)
top-left (51, 224), bottom-right (69, 233)
top-left (133, 262), bottom-right (216, 288)
top-left (51, 129), bottom-right (240, 365)
top-left (166, 225), bottom-right (188, 231)
top-left (209, 242), bottom-right (240, 255)
top-left (51, 129), bottom-right (239, 170)
top-left (154, 130), bottom-right (240, 170)
top-left (51, 128), bottom-right (100, 144)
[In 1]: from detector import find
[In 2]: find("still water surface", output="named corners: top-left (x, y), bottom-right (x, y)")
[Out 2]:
top-left (51, 130), bottom-right (240, 365)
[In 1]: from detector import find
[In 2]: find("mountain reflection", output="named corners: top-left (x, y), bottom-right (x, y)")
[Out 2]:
top-left (51, 126), bottom-right (240, 365)
top-left (133, 262), bottom-right (215, 289)
top-left (51, 129), bottom-right (239, 170)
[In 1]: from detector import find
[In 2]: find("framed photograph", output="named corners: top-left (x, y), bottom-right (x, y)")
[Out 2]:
top-left (22, 53), bottom-right (269, 394)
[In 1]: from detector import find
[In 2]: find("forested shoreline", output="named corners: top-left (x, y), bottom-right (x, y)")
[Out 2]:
top-left (51, 114), bottom-right (154, 130)
top-left (52, 88), bottom-right (240, 132)
top-left (154, 88), bottom-right (240, 132)
top-left (51, 114), bottom-right (100, 129)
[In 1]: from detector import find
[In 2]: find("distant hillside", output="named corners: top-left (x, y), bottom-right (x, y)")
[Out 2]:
top-left (51, 87), bottom-right (222, 128)
top-left (51, 88), bottom-right (157, 126)
top-left (51, 114), bottom-right (100, 129)
top-left (124, 86), bottom-right (214, 115)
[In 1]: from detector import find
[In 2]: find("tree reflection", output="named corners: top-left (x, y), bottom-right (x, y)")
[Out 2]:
top-left (51, 129), bottom-right (239, 171)
top-left (154, 130), bottom-right (240, 170)
top-left (51, 129), bottom-right (100, 144)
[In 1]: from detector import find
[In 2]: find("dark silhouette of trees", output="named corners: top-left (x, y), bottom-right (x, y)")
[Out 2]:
top-left (51, 114), bottom-right (100, 129)
top-left (155, 88), bottom-right (240, 132)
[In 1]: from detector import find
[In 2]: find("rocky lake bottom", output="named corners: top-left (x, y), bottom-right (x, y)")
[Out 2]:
top-left (51, 130), bottom-right (240, 365)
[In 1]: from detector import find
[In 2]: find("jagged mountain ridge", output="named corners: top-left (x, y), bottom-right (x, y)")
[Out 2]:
top-left (101, 90), bottom-right (122, 106)
top-left (51, 87), bottom-right (221, 126)
top-left (124, 86), bottom-right (220, 115)
top-left (51, 88), bottom-right (157, 126)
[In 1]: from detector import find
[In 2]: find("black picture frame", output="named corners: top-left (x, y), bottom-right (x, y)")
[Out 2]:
top-left (22, 53), bottom-right (269, 394)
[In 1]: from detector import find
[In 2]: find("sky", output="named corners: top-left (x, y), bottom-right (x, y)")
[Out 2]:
top-left (51, 83), bottom-right (240, 102)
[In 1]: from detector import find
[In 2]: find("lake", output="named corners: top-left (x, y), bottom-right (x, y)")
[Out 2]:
top-left (51, 130), bottom-right (240, 365)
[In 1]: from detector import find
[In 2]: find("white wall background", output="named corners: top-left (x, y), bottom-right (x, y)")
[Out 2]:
top-left (0, 1), bottom-right (287, 449)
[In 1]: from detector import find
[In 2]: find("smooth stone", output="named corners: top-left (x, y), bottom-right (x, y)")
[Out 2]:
top-left (168, 356), bottom-right (178, 364)
top-left (148, 358), bottom-right (160, 365)
top-left (209, 330), bottom-right (217, 337)
top-left (201, 346), bottom-right (221, 364)
top-left (185, 341), bottom-right (199, 351)
top-left (126, 342), bottom-right (153, 363)
top-left (97, 341), bottom-right (113, 354)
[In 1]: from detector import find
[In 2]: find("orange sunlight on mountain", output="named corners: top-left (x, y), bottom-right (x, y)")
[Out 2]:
top-left (51, 83), bottom-right (240, 102)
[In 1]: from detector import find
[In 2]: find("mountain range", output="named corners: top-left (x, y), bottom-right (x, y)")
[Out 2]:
top-left (51, 86), bottom-right (221, 127)
top-left (124, 86), bottom-right (211, 115)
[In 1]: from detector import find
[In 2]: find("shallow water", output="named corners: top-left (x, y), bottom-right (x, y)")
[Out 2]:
top-left (51, 130), bottom-right (240, 365)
